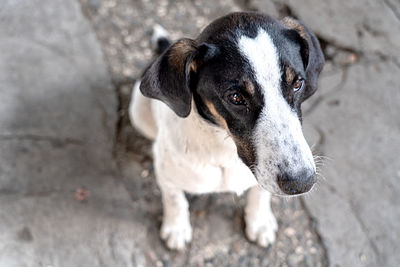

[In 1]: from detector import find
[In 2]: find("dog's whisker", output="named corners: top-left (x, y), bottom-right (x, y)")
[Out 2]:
top-left (312, 152), bottom-right (329, 183)
top-left (224, 133), bottom-right (233, 140)
top-left (316, 172), bottom-right (327, 181)
top-left (314, 155), bottom-right (333, 161)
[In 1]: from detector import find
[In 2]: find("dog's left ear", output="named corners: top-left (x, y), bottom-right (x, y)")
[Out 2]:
top-left (281, 17), bottom-right (325, 100)
top-left (140, 38), bottom-right (218, 118)
top-left (140, 39), bottom-right (196, 117)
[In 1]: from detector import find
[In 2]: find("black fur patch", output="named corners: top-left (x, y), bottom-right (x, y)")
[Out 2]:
top-left (141, 12), bottom-right (324, 169)
top-left (190, 12), bottom-right (324, 168)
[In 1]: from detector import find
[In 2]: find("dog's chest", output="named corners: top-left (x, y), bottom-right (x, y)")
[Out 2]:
top-left (160, 141), bottom-right (256, 194)
top-left (154, 105), bottom-right (257, 194)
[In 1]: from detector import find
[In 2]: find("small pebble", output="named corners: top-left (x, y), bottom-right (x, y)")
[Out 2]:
top-left (232, 240), bottom-right (241, 253)
top-left (141, 169), bottom-right (150, 178)
top-left (295, 246), bottom-right (304, 254)
top-left (146, 250), bottom-right (157, 262)
top-left (284, 227), bottom-right (296, 237)
top-left (74, 187), bottom-right (90, 201)
top-left (196, 209), bottom-right (205, 218)
top-left (203, 246), bottom-right (214, 259)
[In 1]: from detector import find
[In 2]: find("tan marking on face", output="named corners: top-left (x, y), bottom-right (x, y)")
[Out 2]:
top-left (205, 101), bottom-right (229, 130)
top-left (244, 80), bottom-right (255, 96)
top-left (188, 61), bottom-right (198, 73)
top-left (205, 100), bottom-right (255, 167)
top-left (232, 135), bottom-right (256, 168)
top-left (285, 66), bottom-right (296, 84)
top-left (281, 17), bottom-right (308, 41)
top-left (168, 39), bottom-right (197, 72)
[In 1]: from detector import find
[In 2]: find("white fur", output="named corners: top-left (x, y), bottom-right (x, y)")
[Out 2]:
top-left (130, 79), bottom-right (277, 249)
top-left (129, 80), bottom-right (157, 140)
top-left (128, 28), bottom-right (324, 250)
top-left (245, 186), bottom-right (277, 247)
top-left (151, 96), bottom-right (257, 196)
top-left (238, 29), bottom-right (316, 194)
top-left (151, 24), bottom-right (169, 50)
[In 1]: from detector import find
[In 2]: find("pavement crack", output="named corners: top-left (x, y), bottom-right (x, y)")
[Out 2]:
top-left (348, 200), bottom-right (381, 264)
top-left (111, 79), bottom-right (134, 159)
top-left (304, 65), bottom-right (350, 116)
top-left (382, 0), bottom-right (400, 22)
top-left (299, 198), bottom-right (330, 267)
top-left (31, 38), bottom-right (72, 60)
top-left (0, 188), bottom-right (64, 197)
top-left (251, 0), bottom-right (364, 65)
top-left (77, 0), bottom-right (130, 167)
top-left (245, 0), bottom-right (363, 66)
top-left (311, 126), bottom-right (326, 155)
top-left (108, 231), bottom-right (118, 261)
top-left (90, 85), bottom-right (114, 142)
top-left (392, 58), bottom-right (400, 69)
top-left (239, 0), bottom-right (298, 17)
top-left (0, 133), bottom-right (84, 146)
top-left (273, 1), bottom-right (298, 18)
top-left (317, 35), bottom-right (363, 63)
top-left (233, 0), bottom-right (257, 11)
top-left (307, 184), bottom-right (382, 265)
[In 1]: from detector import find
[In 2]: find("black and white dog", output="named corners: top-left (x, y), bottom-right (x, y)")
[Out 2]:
top-left (129, 12), bottom-right (324, 250)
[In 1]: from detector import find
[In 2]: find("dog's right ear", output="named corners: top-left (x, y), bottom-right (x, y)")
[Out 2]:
top-left (140, 39), bottom-right (197, 118)
top-left (281, 17), bottom-right (325, 101)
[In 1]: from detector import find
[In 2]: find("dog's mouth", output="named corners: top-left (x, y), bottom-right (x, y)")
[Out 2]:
top-left (252, 158), bottom-right (316, 196)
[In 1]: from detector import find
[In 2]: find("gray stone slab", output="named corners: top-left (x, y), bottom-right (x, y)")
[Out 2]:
top-left (0, 186), bottom-right (142, 267)
top-left (0, 0), bottom-right (117, 192)
top-left (283, 0), bottom-right (400, 59)
top-left (303, 60), bottom-right (400, 267)
top-left (0, 0), bottom-right (137, 266)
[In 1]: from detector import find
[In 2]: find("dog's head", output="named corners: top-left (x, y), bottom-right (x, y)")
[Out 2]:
top-left (140, 12), bottom-right (325, 196)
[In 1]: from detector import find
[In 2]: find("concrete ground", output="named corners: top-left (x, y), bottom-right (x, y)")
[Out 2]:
top-left (0, 0), bottom-right (398, 266)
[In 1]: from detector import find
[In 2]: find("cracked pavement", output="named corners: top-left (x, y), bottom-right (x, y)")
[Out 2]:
top-left (0, 0), bottom-right (399, 266)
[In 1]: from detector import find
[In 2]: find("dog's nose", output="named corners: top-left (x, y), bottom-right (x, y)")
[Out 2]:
top-left (277, 170), bottom-right (315, 195)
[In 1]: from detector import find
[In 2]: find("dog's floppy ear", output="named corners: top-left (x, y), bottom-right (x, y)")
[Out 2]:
top-left (140, 38), bottom-right (198, 117)
top-left (281, 17), bottom-right (325, 100)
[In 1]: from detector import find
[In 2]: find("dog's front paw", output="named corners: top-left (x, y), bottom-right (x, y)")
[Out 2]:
top-left (160, 219), bottom-right (192, 250)
top-left (245, 212), bottom-right (278, 248)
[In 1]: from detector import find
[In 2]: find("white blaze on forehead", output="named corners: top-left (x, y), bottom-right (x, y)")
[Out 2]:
top-left (238, 29), bottom-right (315, 192)
top-left (238, 30), bottom-right (281, 95)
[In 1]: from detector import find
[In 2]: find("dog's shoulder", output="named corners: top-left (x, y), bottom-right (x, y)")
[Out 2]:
top-left (153, 99), bottom-right (236, 161)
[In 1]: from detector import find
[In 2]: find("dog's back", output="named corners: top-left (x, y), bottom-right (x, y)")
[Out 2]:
top-left (129, 25), bottom-right (171, 140)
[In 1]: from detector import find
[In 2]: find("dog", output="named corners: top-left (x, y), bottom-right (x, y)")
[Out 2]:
top-left (129, 12), bottom-right (324, 250)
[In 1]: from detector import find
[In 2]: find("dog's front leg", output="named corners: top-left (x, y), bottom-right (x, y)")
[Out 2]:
top-left (245, 186), bottom-right (278, 247)
top-left (159, 185), bottom-right (192, 250)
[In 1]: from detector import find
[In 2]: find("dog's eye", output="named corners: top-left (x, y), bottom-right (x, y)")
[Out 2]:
top-left (227, 92), bottom-right (247, 105)
top-left (293, 78), bottom-right (304, 92)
